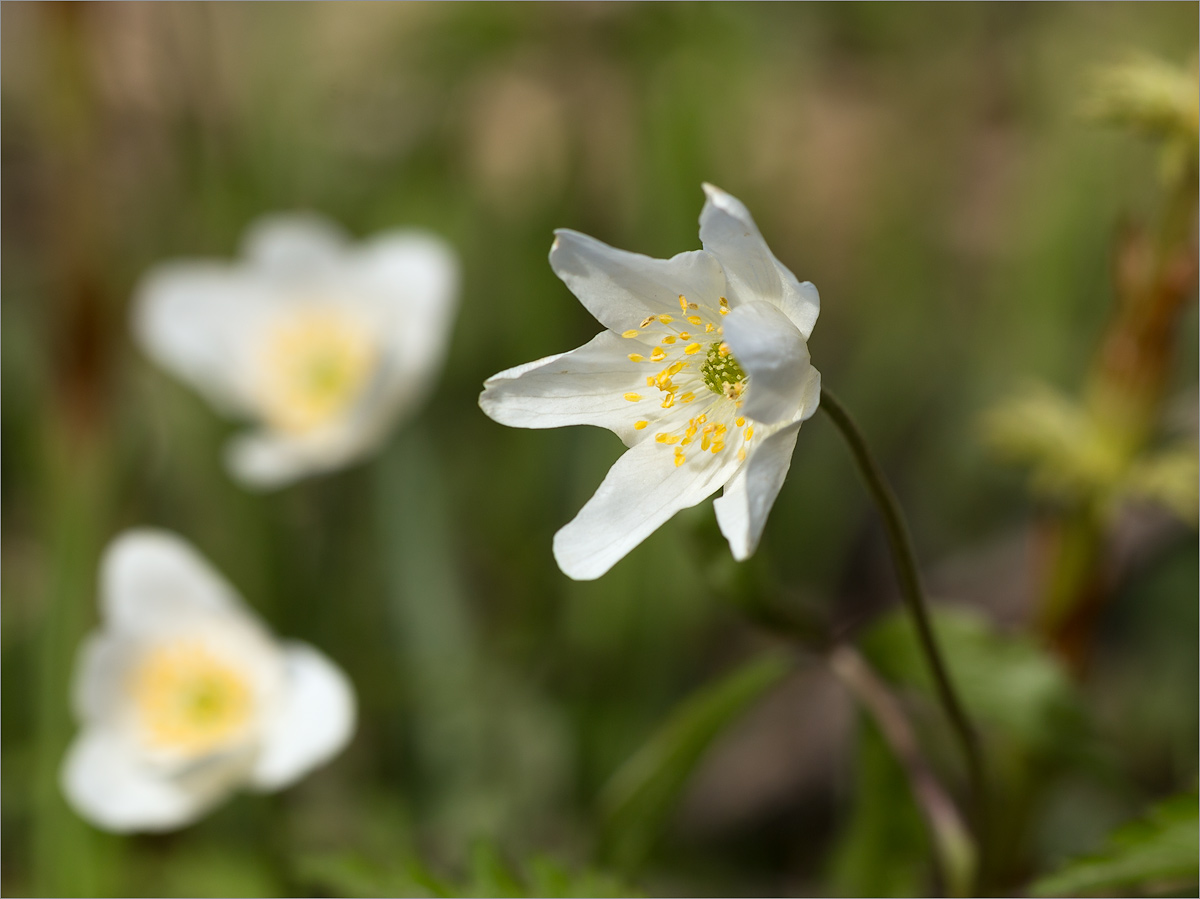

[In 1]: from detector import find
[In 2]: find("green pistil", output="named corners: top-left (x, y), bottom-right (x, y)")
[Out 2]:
top-left (700, 341), bottom-right (747, 395)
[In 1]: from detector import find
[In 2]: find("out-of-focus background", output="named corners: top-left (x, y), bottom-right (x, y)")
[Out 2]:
top-left (2, 3), bottom-right (1196, 897)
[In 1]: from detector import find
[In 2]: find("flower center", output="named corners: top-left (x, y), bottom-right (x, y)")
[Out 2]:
top-left (130, 641), bottom-right (254, 755)
top-left (700, 340), bottom-right (747, 399)
top-left (258, 309), bottom-right (376, 434)
top-left (619, 293), bottom-right (757, 468)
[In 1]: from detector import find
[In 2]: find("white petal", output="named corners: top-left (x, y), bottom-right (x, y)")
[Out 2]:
top-left (249, 642), bottom-right (356, 791)
top-left (549, 229), bottom-right (727, 333)
top-left (553, 434), bottom-right (742, 580)
top-left (241, 213), bottom-right (349, 276)
top-left (223, 418), bottom-right (377, 490)
top-left (699, 184), bottom-right (819, 339)
top-left (71, 632), bottom-right (133, 725)
top-left (132, 263), bottom-right (281, 415)
top-left (100, 530), bottom-right (257, 634)
top-left (60, 730), bottom-right (222, 832)
top-left (713, 420), bottom-right (805, 560)
top-left (479, 331), bottom-right (661, 446)
top-left (347, 231), bottom-right (461, 423)
top-left (722, 302), bottom-right (813, 425)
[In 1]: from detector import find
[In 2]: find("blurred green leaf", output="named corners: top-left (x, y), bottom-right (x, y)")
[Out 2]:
top-left (828, 722), bottom-right (930, 897)
top-left (860, 607), bottom-right (1085, 755)
top-left (1124, 443), bottom-right (1200, 525)
top-left (1031, 790), bottom-right (1199, 897)
top-left (598, 650), bottom-right (794, 869)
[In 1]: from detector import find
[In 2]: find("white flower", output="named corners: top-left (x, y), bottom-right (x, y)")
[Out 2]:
top-left (135, 214), bottom-right (459, 489)
top-left (60, 530), bottom-right (356, 832)
top-left (480, 184), bottom-right (821, 580)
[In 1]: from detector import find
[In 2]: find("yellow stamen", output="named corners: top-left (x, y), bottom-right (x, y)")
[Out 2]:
top-left (680, 392), bottom-right (695, 403)
top-left (735, 417), bottom-right (746, 427)
top-left (655, 433), bottom-right (681, 444)
top-left (662, 335), bottom-right (676, 344)
top-left (687, 315), bottom-right (703, 326)
top-left (738, 448), bottom-right (746, 461)
top-left (640, 315), bottom-right (656, 328)
top-left (650, 347), bottom-right (667, 361)
top-left (684, 343), bottom-right (702, 355)
top-left (624, 393), bottom-right (642, 402)
top-left (745, 426), bottom-right (755, 439)
top-left (711, 441), bottom-right (725, 454)
top-left (678, 295), bottom-right (688, 313)
top-left (678, 332), bottom-right (690, 340)
top-left (622, 329), bottom-right (639, 339)
top-left (705, 322), bottom-right (715, 333)
top-left (657, 314), bottom-right (674, 324)
top-left (674, 447), bottom-right (686, 467)
top-left (628, 353), bottom-right (644, 362)
top-left (718, 343), bottom-right (730, 357)
top-left (634, 420), bottom-right (649, 430)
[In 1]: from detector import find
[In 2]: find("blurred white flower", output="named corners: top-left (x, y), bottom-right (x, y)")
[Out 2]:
top-left (135, 214), bottom-right (459, 489)
top-left (480, 184), bottom-right (821, 580)
top-left (61, 530), bottom-right (356, 832)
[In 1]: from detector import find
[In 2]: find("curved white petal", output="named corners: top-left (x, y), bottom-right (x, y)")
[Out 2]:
top-left (713, 420), bottom-right (804, 560)
top-left (249, 642), bottom-right (356, 791)
top-left (133, 263), bottom-right (281, 415)
top-left (60, 731), bottom-right (223, 833)
top-left (241, 213), bottom-right (349, 276)
top-left (550, 229), bottom-right (727, 334)
top-left (347, 232), bottom-right (461, 423)
top-left (699, 184), bottom-right (819, 339)
top-left (224, 420), bottom-right (375, 490)
top-left (101, 530), bottom-right (255, 634)
top-left (722, 302), bottom-right (813, 425)
top-left (553, 436), bottom-right (742, 580)
top-left (479, 331), bottom-right (660, 446)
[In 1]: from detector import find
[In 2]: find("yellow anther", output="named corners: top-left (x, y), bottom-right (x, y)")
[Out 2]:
top-left (711, 441), bottom-right (725, 454)
top-left (624, 392), bottom-right (642, 402)
top-left (661, 394), bottom-right (676, 409)
top-left (687, 301), bottom-right (698, 309)
top-left (655, 433), bottom-right (681, 445)
top-left (701, 433), bottom-right (712, 451)
top-left (681, 437), bottom-right (692, 446)
top-left (719, 296), bottom-right (729, 308)
top-left (703, 424), bottom-right (715, 434)
top-left (678, 332), bottom-right (690, 340)
top-left (680, 392), bottom-right (695, 403)
top-left (714, 423), bottom-right (728, 437)
top-left (646, 376), bottom-right (655, 386)
top-left (650, 347), bottom-right (667, 361)
top-left (719, 308), bottom-right (729, 316)
top-left (622, 329), bottom-right (640, 339)
top-left (628, 353), bottom-right (644, 362)
top-left (718, 343), bottom-right (730, 357)
top-left (737, 448), bottom-right (746, 461)
top-left (697, 414), bottom-right (707, 424)
top-left (662, 335), bottom-right (677, 344)
top-left (687, 315), bottom-right (703, 326)
top-left (684, 343), bottom-right (702, 355)
top-left (705, 322), bottom-right (715, 333)
top-left (674, 448), bottom-right (686, 467)
top-left (640, 316), bottom-right (656, 328)
top-left (634, 420), bottom-right (649, 430)
top-left (744, 426), bottom-right (755, 439)
top-left (678, 295), bottom-right (688, 313)
top-left (735, 417), bottom-right (746, 427)
top-left (658, 314), bottom-right (674, 324)
top-left (667, 361), bottom-right (685, 376)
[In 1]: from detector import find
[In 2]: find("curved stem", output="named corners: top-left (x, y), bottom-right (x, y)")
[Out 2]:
top-left (818, 388), bottom-right (985, 815)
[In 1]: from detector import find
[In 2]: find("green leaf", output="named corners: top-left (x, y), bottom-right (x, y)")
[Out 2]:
top-left (598, 650), bottom-right (795, 869)
top-left (860, 607), bottom-right (1084, 755)
top-left (828, 721), bottom-right (931, 897)
top-left (1032, 791), bottom-right (1199, 897)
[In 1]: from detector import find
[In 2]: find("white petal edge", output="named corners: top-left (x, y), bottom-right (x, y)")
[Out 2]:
top-left (241, 212), bottom-right (350, 275)
top-left (713, 420), bottom-right (804, 560)
top-left (249, 642), bottom-right (356, 791)
top-left (721, 301), bottom-right (813, 425)
top-left (132, 263), bottom-right (281, 416)
top-left (553, 435), bottom-right (742, 580)
top-left (223, 418), bottom-right (379, 490)
top-left (101, 530), bottom-right (255, 634)
top-left (479, 331), bottom-right (658, 447)
top-left (60, 731), bottom-right (219, 833)
top-left (549, 229), bottom-right (727, 334)
top-left (699, 183), bottom-right (820, 339)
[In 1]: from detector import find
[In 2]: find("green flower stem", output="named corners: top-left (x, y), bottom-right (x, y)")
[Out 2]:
top-left (818, 388), bottom-right (985, 815)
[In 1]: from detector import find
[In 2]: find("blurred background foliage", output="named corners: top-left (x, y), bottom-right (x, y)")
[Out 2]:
top-left (2, 3), bottom-right (1196, 897)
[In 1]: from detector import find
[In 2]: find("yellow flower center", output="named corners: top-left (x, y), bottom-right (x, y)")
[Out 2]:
top-left (130, 641), bottom-right (254, 755)
top-left (259, 310), bottom-right (376, 434)
top-left (621, 294), bottom-right (755, 466)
